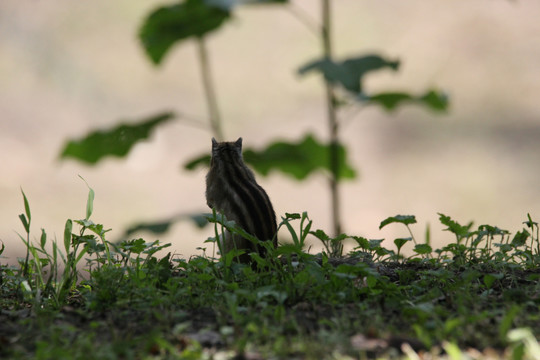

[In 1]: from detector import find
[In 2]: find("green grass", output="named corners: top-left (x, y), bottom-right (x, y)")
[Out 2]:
top-left (1, 187), bottom-right (540, 359)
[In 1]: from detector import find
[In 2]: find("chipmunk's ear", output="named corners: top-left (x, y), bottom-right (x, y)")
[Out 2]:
top-left (235, 137), bottom-right (243, 149)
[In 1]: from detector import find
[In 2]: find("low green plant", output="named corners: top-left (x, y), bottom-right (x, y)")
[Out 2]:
top-left (3, 186), bottom-right (540, 359)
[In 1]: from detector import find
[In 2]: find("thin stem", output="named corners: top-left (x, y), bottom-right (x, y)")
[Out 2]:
top-left (197, 37), bottom-right (224, 141)
top-left (321, 0), bottom-right (341, 237)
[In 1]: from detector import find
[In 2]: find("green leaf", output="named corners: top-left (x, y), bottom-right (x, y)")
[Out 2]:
top-left (350, 236), bottom-right (369, 250)
top-left (139, 0), bottom-right (230, 65)
top-left (21, 188), bottom-right (31, 224)
top-left (60, 112), bottom-right (175, 164)
top-left (511, 229), bottom-right (529, 247)
top-left (78, 176), bottom-right (95, 220)
top-left (499, 305), bottom-right (521, 341)
top-left (125, 220), bottom-right (173, 237)
top-left (438, 213), bottom-right (473, 238)
top-left (394, 237), bottom-right (411, 251)
top-left (413, 243), bottom-right (432, 255)
top-left (19, 214), bottom-right (30, 234)
top-left (244, 134), bottom-right (356, 180)
top-left (367, 90), bottom-right (448, 112)
top-left (299, 54), bottom-right (399, 94)
top-left (284, 213), bottom-right (301, 220)
top-left (379, 215), bottom-right (416, 229)
top-left (483, 273), bottom-right (503, 288)
top-left (368, 239), bottom-right (384, 249)
top-left (190, 213), bottom-right (212, 228)
top-left (184, 134), bottom-right (357, 180)
top-left (420, 90), bottom-right (449, 111)
top-left (310, 229), bottom-right (330, 242)
top-left (40, 229), bottom-right (47, 249)
top-left (368, 92), bottom-right (412, 110)
top-left (64, 219), bottom-right (73, 254)
top-left (119, 238), bottom-right (147, 254)
top-left (523, 213), bottom-right (538, 229)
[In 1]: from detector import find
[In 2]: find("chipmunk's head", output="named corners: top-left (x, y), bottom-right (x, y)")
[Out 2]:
top-left (210, 137), bottom-right (243, 166)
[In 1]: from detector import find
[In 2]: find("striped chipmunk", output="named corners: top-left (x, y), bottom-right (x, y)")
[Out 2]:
top-left (205, 137), bottom-right (277, 264)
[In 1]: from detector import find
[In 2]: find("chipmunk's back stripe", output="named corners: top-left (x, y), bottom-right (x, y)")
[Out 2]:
top-left (221, 149), bottom-right (276, 241)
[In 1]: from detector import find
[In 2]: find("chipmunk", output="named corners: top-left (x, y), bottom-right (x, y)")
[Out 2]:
top-left (205, 137), bottom-right (277, 263)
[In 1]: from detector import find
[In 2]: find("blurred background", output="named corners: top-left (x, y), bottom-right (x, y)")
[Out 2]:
top-left (1, 0), bottom-right (540, 263)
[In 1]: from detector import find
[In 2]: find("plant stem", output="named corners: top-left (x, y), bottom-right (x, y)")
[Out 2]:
top-left (197, 36), bottom-right (224, 141)
top-left (321, 0), bottom-right (341, 237)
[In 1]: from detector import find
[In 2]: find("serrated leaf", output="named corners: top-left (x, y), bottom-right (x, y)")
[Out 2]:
top-left (414, 243), bottom-right (432, 255)
top-left (351, 236), bottom-right (369, 250)
top-left (284, 213), bottom-right (301, 220)
top-left (60, 112), bottom-right (175, 164)
top-left (184, 134), bottom-right (357, 180)
top-left (299, 54), bottom-right (399, 94)
top-left (379, 215), bottom-right (417, 230)
top-left (139, 0), bottom-right (230, 65)
top-left (438, 213), bottom-right (473, 238)
top-left (119, 238), bottom-right (147, 254)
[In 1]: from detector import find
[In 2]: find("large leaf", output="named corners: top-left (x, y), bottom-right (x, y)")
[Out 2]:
top-left (298, 54), bottom-right (400, 94)
top-left (139, 0), bottom-right (230, 65)
top-left (379, 215), bottom-right (417, 230)
top-left (60, 112), bottom-right (175, 164)
top-left (184, 134), bottom-right (356, 180)
top-left (368, 90), bottom-right (448, 112)
top-left (243, 135), bottom-right (356, 180)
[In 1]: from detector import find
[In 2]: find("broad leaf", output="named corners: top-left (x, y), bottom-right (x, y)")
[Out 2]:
top-left (413, 243), bottom-right (432, 255)
top-left (367, 90), bottom-right (448, 112)
top-left (243, 134), bottom-right (356, 180)
top-left (299, 54), bottom-right (399, 93)
top-left (379, 215), bottom-right (417, 230)
top-left (394, 237), bottom-right (411, 251)
top-left (140, 0), bottom-right (230, 65)
top-left (184, 134), bottom-right (356, 180)
top-left (511, 229), bottom-right (529, 247)
top-left (60, 112), bottom-right (175, 164)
